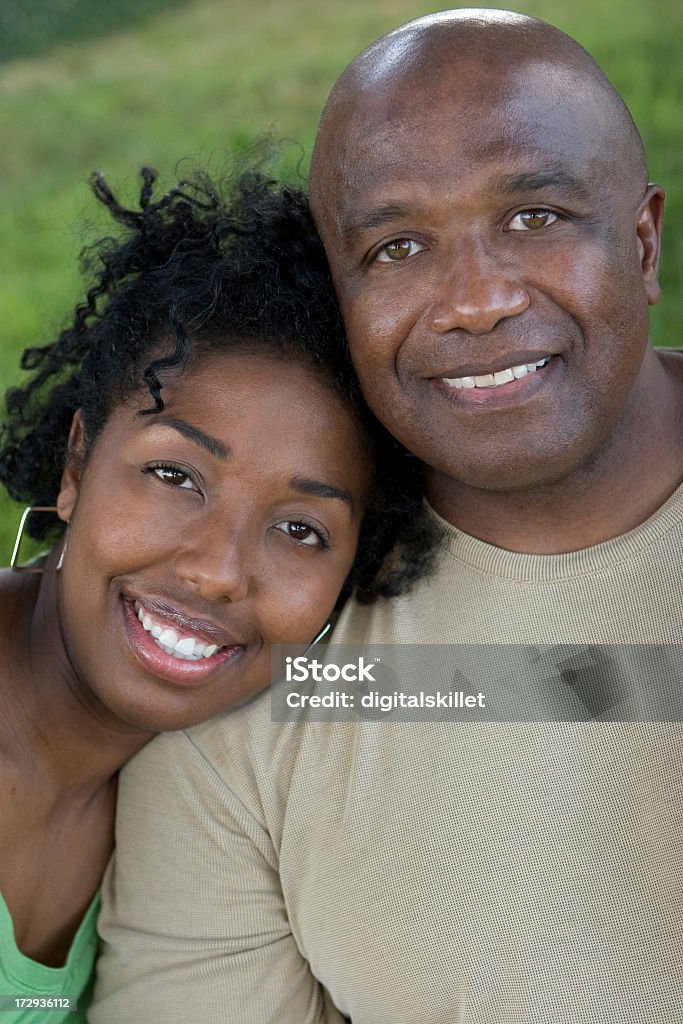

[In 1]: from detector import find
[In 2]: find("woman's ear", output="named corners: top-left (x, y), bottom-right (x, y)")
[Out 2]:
top-left (56, 411), bottom-right (87, 524)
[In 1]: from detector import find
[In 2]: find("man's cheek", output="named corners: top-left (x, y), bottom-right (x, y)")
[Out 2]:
top-left (348, 305), bottom-right (401, 364)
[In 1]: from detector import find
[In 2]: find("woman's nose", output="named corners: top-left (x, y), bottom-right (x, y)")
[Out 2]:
top-left (173, 516), bottom-right (251, 603)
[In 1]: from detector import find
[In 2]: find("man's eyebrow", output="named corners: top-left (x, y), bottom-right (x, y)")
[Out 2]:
top-left (145, 417), bottom-right (230, 460)
top-left (289, 476), bottom-right (354, 510)
top-left (340, 171), bottom-right (589, 241)
top-left (493, 170), bottom-right (590, 200)
top-left (341, 203), bottom-right (414, 241)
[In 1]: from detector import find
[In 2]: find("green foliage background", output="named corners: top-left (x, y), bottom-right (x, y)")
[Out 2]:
top-left (1, 0), bottom-right (682, 553)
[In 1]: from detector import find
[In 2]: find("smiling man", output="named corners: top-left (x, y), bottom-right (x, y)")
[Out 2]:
top-left (93, 11), bottom-right (683, 1024)
top-left (310, 10), bottom-right (681, 559)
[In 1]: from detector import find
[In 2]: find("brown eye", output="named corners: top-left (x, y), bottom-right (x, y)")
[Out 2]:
top-left (376, 238), bottom-right (424, 262)
top-left (146, 464), bottom-right (197, 490)
top-left (508, 209), bottom-right (558, 231)
top-left (275, 520), bottom-right (326, 548)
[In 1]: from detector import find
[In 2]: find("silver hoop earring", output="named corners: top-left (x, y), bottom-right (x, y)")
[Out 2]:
top-left (56, 529), bottom-right (69, 571)
top-left (10, 506), bottom-right (59, 572)
top-left (306, 621), bottom-right (332, 651)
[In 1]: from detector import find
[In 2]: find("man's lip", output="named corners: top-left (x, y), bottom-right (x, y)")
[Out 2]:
top-left (426, 352), bottom-right (560, 380)
top-left (123, 592), bottom-right (247, 647)
top-left (431, 354), bottom-right (558, 407)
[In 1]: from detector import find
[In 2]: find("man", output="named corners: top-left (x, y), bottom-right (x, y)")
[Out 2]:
top-left (92, 11), bottom-right (683, 1023)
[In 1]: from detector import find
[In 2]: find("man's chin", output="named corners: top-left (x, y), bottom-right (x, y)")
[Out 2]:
top-left (425, 451), bottom-right (586, 497)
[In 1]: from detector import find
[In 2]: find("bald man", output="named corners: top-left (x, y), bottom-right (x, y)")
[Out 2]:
top-left (310, 9), bottom-right (680, 556)
top-left (92, 12), bottom-right (683, 1024)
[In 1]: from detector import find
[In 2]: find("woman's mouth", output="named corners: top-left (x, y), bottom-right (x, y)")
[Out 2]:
top-left (122, 597), bottom-right (246, 686)
top-left (134, 600), bottom-right (221, 660)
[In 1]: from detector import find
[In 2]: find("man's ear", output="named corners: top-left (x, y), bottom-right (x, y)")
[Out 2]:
top-left (636, 183), bottom-right (665, 306)
top-left (56, 410), bottom-right (87, 524)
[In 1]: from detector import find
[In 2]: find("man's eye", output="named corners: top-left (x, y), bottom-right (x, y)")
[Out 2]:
top-left (147, 464), bottom-right (196, 490)
top-left (275, 520), bottom-right (326, 548)
top-left (507, 209), bottom-right (558, 231)
top-left (376, 238), bottom-right (424, 262)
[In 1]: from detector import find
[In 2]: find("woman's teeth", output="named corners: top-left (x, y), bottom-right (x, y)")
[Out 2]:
top-left (443, 357), bottom-right (550, 390)
top-left (134, 601), bottom-right (221, 660)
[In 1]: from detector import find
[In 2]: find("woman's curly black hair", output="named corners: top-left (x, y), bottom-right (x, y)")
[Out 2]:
top-left (0, 164), bottom-right (438, 603)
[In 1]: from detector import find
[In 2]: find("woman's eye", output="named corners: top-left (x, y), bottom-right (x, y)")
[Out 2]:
top-left (376, 238), bottom-right (424, 262)
top-left (275, 520), bottom-right (325, 548)
top-left (148, 464), bottom-right (196, 490)
top-left (507, 209), bottom-right (558, 231)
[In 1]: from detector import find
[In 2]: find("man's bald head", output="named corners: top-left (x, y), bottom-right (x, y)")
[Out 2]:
top-left (306, 8), bottom-right (665, 504)
top-left (310, 9), bottom-right (647, 223)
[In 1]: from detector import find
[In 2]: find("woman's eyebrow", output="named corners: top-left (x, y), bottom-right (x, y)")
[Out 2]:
top-left (289, 476), bottom-right (354, 509)
top-left (142, 423), bottom-right (353, 507)
top-left (145, 416), bottom-right (230, 460)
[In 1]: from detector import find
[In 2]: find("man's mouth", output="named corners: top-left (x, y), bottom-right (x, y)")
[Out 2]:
top-left (442, 357), bottom-right (550, 390)
top-left (134, 599), bottom-right (223, 661)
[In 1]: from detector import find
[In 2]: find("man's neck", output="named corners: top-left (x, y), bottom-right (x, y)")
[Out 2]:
top-left (426, 350), bottom-right (683, 554)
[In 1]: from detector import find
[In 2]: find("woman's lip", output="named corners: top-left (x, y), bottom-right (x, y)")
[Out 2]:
top-left (122, 599), bottom-right (246, 687)
top-left (125, 592), bottom-right (241, 647)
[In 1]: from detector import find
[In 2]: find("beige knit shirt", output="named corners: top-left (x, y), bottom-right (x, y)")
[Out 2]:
top-left (92, 484), bottom-right (683, 1023)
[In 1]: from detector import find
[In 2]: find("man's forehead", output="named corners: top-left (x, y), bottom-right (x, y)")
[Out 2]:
top-left (332, 54), bottom-right (609, 149)
top-left (324, 67), bottom-right (612, 220)
top-left (312, 14), bottom-right (646, 242)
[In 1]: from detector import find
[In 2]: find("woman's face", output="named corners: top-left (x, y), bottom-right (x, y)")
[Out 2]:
top-left (56, 348), bottom-right (371, 732)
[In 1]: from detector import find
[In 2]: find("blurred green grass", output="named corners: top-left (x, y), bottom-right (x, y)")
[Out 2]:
top-left (0, 0), bottom-right (187, 63)
top-left (1, 0), bottom-right (682, 554)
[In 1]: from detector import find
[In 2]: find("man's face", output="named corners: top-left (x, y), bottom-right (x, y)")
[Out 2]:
top-left (314, 60), bottom-right (663, 492)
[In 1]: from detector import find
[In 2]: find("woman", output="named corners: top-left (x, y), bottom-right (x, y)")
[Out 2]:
top-left (0, 165), bottom-right (435, 1021)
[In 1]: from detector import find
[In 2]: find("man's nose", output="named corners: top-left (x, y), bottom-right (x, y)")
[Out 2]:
top-left (428, 242), bottom-right (529, 335)
top-left (174, 515), bottom-right (251, 603)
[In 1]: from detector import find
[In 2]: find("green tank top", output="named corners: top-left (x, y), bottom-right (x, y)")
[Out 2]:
top-left (0, 889), bottom-right (100, 1022)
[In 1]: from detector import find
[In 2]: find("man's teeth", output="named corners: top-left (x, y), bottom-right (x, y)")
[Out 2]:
top-left (134, 601), bottom-right (221, 660)
top-left (443, 357), bottom-right (550, 389)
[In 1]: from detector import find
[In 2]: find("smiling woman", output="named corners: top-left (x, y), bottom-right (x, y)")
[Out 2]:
top-left (0, 164), bottom-right (436, 1021)
top-left (56, 348), bottom-right (373, 730)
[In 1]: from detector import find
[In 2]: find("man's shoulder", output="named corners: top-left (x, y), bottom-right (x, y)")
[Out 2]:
top-left (120, 689), bottom-right (276, 801)
top-left (333, 480), bottom-right (683, 644)
top-left (656, 346), bottom-right (683, 371)
top-left (332, 542), bottom-right (456, 645)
